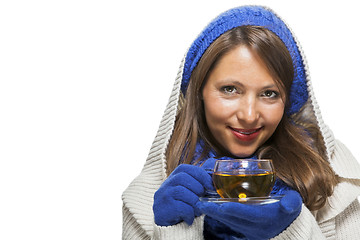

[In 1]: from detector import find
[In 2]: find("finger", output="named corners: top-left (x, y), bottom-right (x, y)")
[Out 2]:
top-left (194, 206), bottom-right (202, 217)
top-left (199, 158), bottom-right (217, 172)
top-left (175, 201), bottom-right (196, 225)
top-left (167, 172), bottom-right (205, 196)
top-left (280, 190), bottom-right (302, 214)
top-left (171, 185), bottom-right (200, 207)
top-left (196, 201), bottom-right (221, 215)
top-left (173, 164), bottom-right (214, 191)
top-left (170, 186), bottom-right (203, 216)
top-left (159, 200), bottom-right (195, 226)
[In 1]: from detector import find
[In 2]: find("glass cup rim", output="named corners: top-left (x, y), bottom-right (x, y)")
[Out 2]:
top-left (215, 159), bottom-right (273, 163)
top-left (213, 159), bottom-right (275, 174)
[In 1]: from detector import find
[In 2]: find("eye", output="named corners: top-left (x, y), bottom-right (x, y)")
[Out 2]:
top-left (261, 90), bottom-right (279, 98)
top-left (221, 86), bottom-right (237, 94)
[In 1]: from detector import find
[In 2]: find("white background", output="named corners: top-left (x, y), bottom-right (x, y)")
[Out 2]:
top-left (1, 0), bottom-right (359, 239)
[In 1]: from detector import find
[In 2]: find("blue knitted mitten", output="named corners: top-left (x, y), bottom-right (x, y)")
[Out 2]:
top-left (153, 164), bottom-right (214, 226)
top-left (197, 189), bottom-right (302, 239)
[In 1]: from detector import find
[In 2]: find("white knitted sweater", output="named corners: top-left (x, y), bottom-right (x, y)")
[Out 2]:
top-left (122, 7), bottom-right (360, 240)
top-left (122, 60), bottom-right (360, 239)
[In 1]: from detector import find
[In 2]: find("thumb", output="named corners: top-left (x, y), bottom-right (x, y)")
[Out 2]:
top-left (200, 158), bottom-right (217, 173)
top-left (199, 158), bottom-right (217, 192)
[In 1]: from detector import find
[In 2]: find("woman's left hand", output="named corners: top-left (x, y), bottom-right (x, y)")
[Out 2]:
top-left (196, 190), bottom-right (302, 240)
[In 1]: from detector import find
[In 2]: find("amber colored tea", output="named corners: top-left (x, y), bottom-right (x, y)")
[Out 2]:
top-left (213, 170), bottom-right (275, 198)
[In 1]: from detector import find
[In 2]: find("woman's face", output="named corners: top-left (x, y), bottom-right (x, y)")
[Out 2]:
top-left (202, 45), bottom-right (285, 157)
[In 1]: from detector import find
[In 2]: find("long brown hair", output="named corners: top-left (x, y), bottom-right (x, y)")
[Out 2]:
top-left (166, 25), bottom-right (337, 211)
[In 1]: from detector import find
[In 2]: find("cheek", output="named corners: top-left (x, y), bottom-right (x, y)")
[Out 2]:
top-left (204, 98), bottom-right (236, 124)
top-left (263, 104), bottom-right (284, 129)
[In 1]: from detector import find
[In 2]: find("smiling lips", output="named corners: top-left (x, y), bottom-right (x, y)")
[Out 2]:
top-left (229, 127), bottom-right (263, 142)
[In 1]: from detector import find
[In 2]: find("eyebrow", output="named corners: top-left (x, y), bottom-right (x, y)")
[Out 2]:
top-left (262, 84), bottom-right (278, 89)
top-left (218, 79), bottom-right (279, 90)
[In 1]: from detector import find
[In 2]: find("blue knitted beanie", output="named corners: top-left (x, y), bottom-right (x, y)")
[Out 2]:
top-left (181, 5), bottom-right (308, 115)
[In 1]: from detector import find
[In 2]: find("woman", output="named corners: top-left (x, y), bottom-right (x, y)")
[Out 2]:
top-left (122, 5), bottom-right (360, 239)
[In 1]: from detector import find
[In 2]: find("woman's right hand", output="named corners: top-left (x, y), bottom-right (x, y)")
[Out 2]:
top-left (153, 164), bottom-right (214, 226)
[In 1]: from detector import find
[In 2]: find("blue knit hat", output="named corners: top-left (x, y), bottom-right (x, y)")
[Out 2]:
top-left (181, 5), bottom-right (308, 115)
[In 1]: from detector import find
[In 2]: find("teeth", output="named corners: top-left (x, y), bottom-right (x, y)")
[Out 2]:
top-left (234, 129), bottom-right (259, 135)
top-left (239, 131), bottom-right (256, 135)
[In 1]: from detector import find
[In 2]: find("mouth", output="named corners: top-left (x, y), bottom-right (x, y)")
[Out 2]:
top-left (229, 127), bottom-right (263, 142)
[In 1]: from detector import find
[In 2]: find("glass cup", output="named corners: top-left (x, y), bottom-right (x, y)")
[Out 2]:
top-left (213, 159), bottom-right (275, 199)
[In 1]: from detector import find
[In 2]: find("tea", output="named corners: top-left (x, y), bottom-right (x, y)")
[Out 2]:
top-left (213, 170), bottom-right (275, 198)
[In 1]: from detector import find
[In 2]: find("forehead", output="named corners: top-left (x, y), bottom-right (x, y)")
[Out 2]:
top-left (207, 45), bottom-right (278, 87)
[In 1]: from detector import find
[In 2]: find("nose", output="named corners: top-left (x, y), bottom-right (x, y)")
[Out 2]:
top-left (236, 95), bottom-right (260, 125)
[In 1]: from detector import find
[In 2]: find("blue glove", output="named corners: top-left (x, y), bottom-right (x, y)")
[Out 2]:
top-left (153, 164), bottom-right (215, 226)
top-left (196, 190), bottom-right (302, 240)
top-left (199, 157), bottom-right (218, 172)
top-left (198, 158), bottom-right (221, 197)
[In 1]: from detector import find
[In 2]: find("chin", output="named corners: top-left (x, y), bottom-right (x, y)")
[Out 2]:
top-left (231, 151), bottom-right (256, 159)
